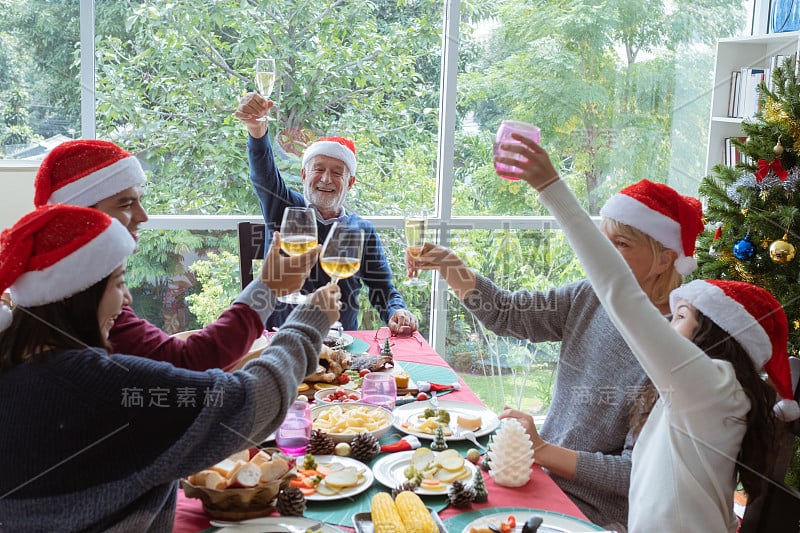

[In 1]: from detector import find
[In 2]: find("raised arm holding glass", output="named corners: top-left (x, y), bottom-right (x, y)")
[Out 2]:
top-left (410, 157), bottom-right (704, 529)
top-left (235, 91), bottom-right (418, 333)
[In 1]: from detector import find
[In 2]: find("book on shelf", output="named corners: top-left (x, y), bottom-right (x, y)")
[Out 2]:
top-left (723, 136), bottom-right (751, 167)
top-left (726, 53), bottom-right (797, 119)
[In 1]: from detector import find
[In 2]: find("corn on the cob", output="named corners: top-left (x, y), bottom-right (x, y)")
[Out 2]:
top-left (395, 490), bottom-right (439, 533)
top-left (370, 492), bottom-right (407, 533)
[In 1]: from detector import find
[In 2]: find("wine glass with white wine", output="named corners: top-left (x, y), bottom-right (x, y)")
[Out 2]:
top-left (320, 222), bottom-right (365, 332)
top-left (278, 207), bottom-right (318, 304)
top-left (254, 57), bottom-right (276, 122)
top-left (404, 212), bottom-right (428, 287)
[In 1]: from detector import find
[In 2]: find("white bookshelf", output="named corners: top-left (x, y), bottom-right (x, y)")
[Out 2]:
top-left (706, 31), bottom-right (800, 175)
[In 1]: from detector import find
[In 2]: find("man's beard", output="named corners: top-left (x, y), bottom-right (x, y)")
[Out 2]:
top-left (305, 182), bottom-right (344, 214)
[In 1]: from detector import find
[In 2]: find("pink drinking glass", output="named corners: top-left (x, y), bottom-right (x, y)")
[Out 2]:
top-left (275, 400), bottom-right (312, 457)
top-left (493, 120), bottom-right (541, 180)
top-left (360, 372), bottom-right (397, 411)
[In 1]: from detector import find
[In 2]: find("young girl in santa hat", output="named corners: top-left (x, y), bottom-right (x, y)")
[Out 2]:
top-left (0, 205), bottom-right (339, 531)
top-left (496, 133), bottom-right (799, 532)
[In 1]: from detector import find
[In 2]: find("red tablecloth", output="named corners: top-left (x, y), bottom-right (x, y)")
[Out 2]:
top-left (173, 331), bottom-right (588, 532)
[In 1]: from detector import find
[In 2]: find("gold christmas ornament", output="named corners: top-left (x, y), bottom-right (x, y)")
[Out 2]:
top-left (769, 235), bottom-right (796, 263)
top-left (741, 208), bottom-right (749, 216)
top-left (774, 138), bottom-right (785, 155)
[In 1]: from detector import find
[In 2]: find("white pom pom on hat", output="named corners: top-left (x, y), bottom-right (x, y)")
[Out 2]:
top-left (599, 179), bottom-right (704, 275)
top-left (670, 279), bottom-right (799, 421)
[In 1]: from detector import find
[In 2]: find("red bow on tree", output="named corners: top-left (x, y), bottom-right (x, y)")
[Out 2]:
top-left (755, 158), bottom-right (788, 182)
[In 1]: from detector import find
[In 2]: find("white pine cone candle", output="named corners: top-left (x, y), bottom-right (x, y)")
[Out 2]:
top-left (487, 418), bottom-right (534, 487)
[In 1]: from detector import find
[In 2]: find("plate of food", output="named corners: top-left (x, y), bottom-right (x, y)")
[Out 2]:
top-left (311, 402), bottom-right (394, 443)
top-left (392, 400), bottom-right (500, 440)
top-left (442, 508), bottom-right (604, 533)
top-left (291, 455), bottom-right (374, 501)
top-left (323, 330), bottom-right (354, 348)
top-left (372, 448), bottom-right (476, 496)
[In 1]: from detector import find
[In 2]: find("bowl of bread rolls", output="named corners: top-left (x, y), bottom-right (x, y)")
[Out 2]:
top-left (180, 447), bottom-right (293, 520)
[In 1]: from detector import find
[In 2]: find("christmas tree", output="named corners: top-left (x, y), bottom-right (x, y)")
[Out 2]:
top-left (696, 57), bottom-right (799, 491)
top-left (696, 58), bottom-right (800, 354)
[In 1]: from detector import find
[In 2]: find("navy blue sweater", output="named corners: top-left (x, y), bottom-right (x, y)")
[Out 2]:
top-left (246, 134), bottom-right (407, 330)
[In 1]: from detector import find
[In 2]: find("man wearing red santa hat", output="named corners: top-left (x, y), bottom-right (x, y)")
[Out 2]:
top-left (32, 139), bottom-right (290, 371)
top-left (235, 92), bottom-right (418, 334)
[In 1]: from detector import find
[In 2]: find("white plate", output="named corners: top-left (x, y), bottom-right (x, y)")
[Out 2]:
top-left (454, 509), bottom-right (603, 533)
top-left (392, 400), bottom-right (500, 440)
top-left (372, 450), bottom-right (477, 496)
top-left (326, 331), bottom-right (354, 348)
top-left (303, 455), bottom-right (374, 501)
top-left (210, 516), bottom-right (347, 533)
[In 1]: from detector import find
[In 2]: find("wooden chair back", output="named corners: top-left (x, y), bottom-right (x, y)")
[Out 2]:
top-left (237, 221), bottom-right (267, 290)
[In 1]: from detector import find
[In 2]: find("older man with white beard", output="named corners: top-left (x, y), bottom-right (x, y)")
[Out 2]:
top-left (236, 92), bottom-right (418, 333)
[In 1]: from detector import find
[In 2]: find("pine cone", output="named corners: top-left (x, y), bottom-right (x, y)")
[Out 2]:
top-left (392, 481), bottom-right (419, 498)
top-left (350, 432), bottom-right (381, 462)
top-left (307, 429), bottom-right (336, 455)
top-left (277, 486), bottom-right (306, 516)
top-left (447, 480), bottom-right (475, 508)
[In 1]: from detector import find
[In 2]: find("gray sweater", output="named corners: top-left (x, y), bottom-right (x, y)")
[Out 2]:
top-left (0, 301), bottom-right (328, 532)
top-left (464, 276), bottom-right (647, 526)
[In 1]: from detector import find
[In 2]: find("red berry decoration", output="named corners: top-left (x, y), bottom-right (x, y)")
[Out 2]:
top-left (416, 392), bottom-right (429, 401)
top-left (359, 369), bottom-right (371, 377)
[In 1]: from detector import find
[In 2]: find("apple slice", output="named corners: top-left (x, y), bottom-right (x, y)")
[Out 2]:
top-left (315, 482), bottom-right (341, 496)
top-left (438, 452), bottom-right (465, 472)
top-left (324, 466), bottom-right (360, 489)
top-left (411, 447), bottom-right (435, 470)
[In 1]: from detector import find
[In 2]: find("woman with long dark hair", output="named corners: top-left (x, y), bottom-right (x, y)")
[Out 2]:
top-left (494, 133), bottom-right (800, 532)
top-left (0, 204), bottom-right (338, 531)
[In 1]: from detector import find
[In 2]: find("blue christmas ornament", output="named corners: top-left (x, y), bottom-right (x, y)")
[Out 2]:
top-left (733, 234), bottom-right (756, 260)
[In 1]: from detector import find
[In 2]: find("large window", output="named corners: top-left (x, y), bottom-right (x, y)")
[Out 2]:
top-left (1, 0), bottom-right (753, 410)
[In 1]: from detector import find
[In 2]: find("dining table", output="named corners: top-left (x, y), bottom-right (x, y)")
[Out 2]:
top-left (172, 330), bottom-right (593, 533)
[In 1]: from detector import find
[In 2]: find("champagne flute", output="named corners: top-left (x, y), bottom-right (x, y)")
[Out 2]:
top-left (278, 206), bottom-right (318, 304)
top-left (320, 223), bottom-right (364, 283)
top-left (320, 222), bottom-right (365, 331)
top-left (254, 58), bottom-right (276, 122)
top-left (403, 212), bottom-right (427, 287)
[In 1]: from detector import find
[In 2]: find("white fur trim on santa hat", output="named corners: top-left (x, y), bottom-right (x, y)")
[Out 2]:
top-left (670, 280), bottom-right (771, 367)
top-left (48, 156), bottom-right (146, 207)
top-left (600, 193), bottom-right (696, 275)
top-left (774, 398), bottom-right (800, 421)
top-left (301, 141), bottom-right (357, 177)
top-left (10, 219), bottom-right (135, 307)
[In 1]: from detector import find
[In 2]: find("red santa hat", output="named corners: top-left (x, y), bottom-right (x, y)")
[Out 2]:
top-left (0, 205), bottom-right (135, 330)
top-left (301, 136), bottom-right (357, 177)
top-left (670, 279), bottom-right (799, 421)
top-left (34, 139), bottom-right (147, 208)
top-left (599, 179), bottom-right (704, 276)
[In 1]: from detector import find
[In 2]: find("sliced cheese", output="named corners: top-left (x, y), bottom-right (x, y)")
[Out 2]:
top-left (456, 414), bottom-right (482, 431)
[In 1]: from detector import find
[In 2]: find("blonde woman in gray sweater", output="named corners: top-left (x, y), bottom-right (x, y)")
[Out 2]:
top-left (412, 179), bottom-right (702, 528)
